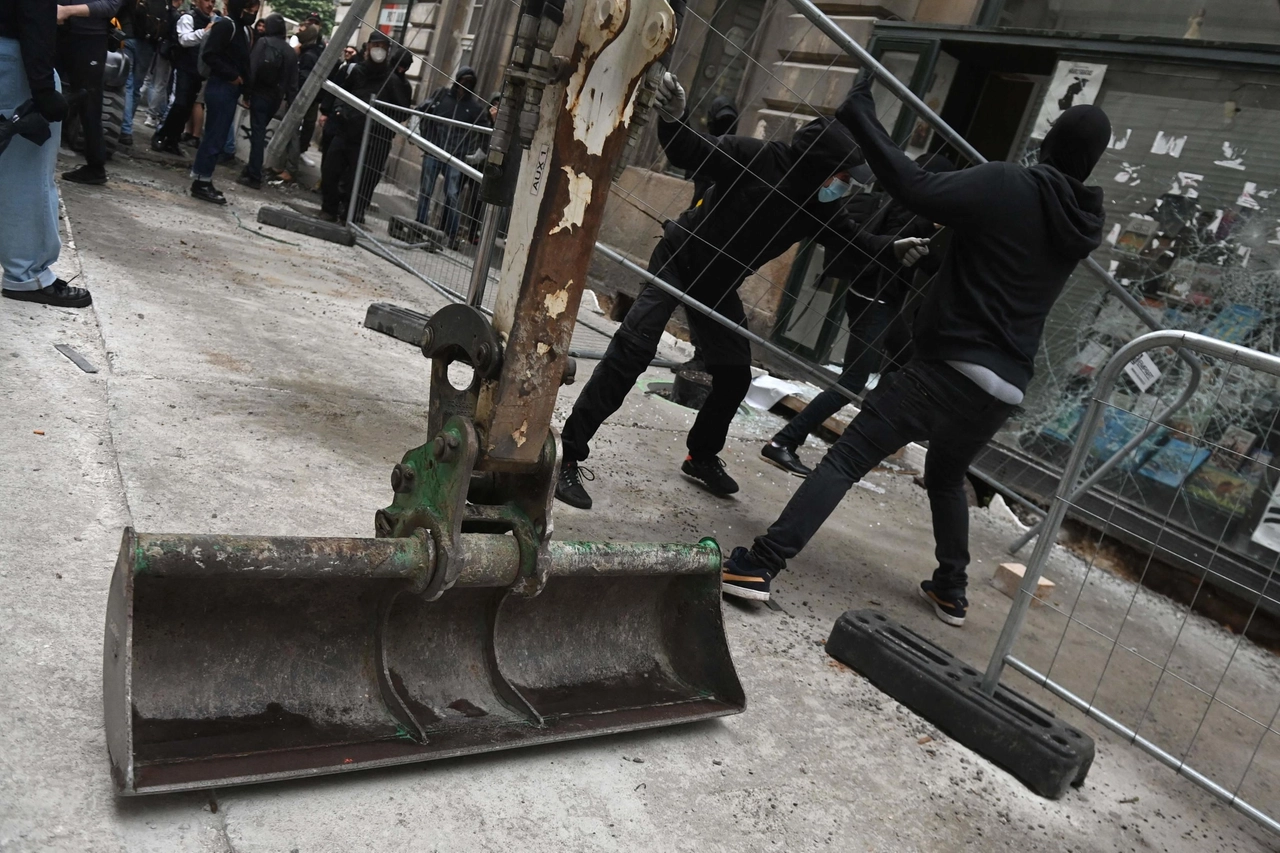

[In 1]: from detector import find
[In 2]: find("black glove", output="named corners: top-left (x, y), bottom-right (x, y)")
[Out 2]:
top-left (31, 88), bottom-right (69, 123)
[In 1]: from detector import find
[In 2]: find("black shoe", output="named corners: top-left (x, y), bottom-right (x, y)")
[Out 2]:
top-left (555, 459), bottom-right (595, 509)
top-left (236, 173), bottom-right (262, 190)
top-left (118, 133), bottom-right (133, 147)
top-left (761, 442), bottom-right (812, 477)
top-left (919, 580), bottom-right (967, 627)
top-left (218, 152), bottom-right (237, 165)
top-left (61, 164), bottom-right (107, 185)
top-left (721, 546), bottom-right (773, 602)
top-left (2, 278), bottom-right (92, 308)
top-left (190, 181), bottom-right (227, 205)
top-left (318, 210), bottom-right (340, 223)
top-left (681, 455), bottom-right (739, 496)
top-left (151, 137), bottom-right (185, 156)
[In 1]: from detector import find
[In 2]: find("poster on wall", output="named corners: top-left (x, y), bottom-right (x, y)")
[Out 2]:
top-left (1032, 61), bottom-right (1108, 139)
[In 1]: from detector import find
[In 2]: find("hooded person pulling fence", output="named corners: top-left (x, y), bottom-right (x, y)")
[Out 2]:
top-left (721, 79), bottom-right (1111, 626)
top-left (318, 32), bottom-right (411, 223)
top-left (556, 72), bottom-right (892, 511)
top-left (762, 151), bottom-right (956, 478)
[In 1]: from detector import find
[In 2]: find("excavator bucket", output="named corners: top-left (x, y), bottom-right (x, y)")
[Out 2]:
top-left (103, 0), bottom-right (742, 795)
top-left (105, 529), bottom-right (742, 794)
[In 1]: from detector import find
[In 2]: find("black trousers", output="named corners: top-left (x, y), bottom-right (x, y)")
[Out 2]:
top-left (299, 96), bottom-right (320, 152)
top-left (750, 360), bottom-right (1016, 594)
top-left (56, 30), bottom-right (107, 168)
top-left (352, 124), bottom-right (393, 221)
top-left (774, 290), bottom-right (910, 448)
top-left (561, 239), bottom-right (753, 464)
top-left (320, 114), bottom-right (357, 215)
top-left (154, 68), bottom-right (201, 147)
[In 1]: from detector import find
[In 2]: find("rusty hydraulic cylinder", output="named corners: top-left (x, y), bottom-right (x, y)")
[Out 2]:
top-left (120, 531), bottom-right (720, 588)
top-left (479, 0), bottom-right (677, 468)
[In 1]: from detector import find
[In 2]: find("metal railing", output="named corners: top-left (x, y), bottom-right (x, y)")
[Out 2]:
top-left (983, 330), bottom-right (1280, 834)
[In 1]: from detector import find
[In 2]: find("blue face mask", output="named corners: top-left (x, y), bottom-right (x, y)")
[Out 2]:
top-left (818, 178), bottom-right (851, 204)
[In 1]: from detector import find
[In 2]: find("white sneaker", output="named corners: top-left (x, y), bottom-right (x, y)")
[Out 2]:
top-left (144, 117), bottom-right (157, 128)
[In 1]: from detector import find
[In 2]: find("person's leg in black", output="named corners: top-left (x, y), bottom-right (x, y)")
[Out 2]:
top-left (300, 97), bottom-right (320, 153)
top-left (58, 31), bottom-right (109, 183)
top-left (153, 68), bottom-right (197, 153)
top-left (352, 127), bottom-right (392, 223)
top-left (558, 245), bottom-right (683, 508)
top-left (241, 92), bottom-right (278, 186)
top-left (680, 292), bottom-right (752, 496)
top-left (767, 295), bottom-right (896, 474)
top-left (319, 117), bottom-right (354, 217)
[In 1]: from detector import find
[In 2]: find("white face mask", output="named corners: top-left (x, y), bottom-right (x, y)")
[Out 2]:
top-left (818, 177), bottom-right (851, 204)
top-left (370, 46), bottom-right (388, 64)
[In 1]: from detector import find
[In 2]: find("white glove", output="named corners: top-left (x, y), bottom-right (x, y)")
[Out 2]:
top-left (893, 237), bottom-right (930, 268)
top-left (655, 72), bottom-right (686, 122)
top-left (465, 148), bottom-right (486, 166)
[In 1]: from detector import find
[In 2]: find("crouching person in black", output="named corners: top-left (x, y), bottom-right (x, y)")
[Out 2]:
top-left (721, 78), bottom-right (1111, 625)
top-left (555, 72), bottom-right (875, 510)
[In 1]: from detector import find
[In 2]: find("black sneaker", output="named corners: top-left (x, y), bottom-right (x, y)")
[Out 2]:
top-left (62, 164), bottom-right (107, 185)
top-left (721, 546), bottom-right (773, 601)
top-left (2, 278), bottom-right (92, 308)
top-left (761, 442), bottom-right (812, 477)
top-left (236, 173), bottom-right (262, 190)
top-left (151, 137), bottom-right (185, 156)
top-left (190, 181), bottom-right (227, 205)
top-left (919, 580), bottom-right (967, 627)
top-left (555, 459), bottom-right (595, 509)
top-left (681, 455), bottom-right (739, 496)
top-left (118, 133), bottom-right (133, 147)
top-left (218, 152), bottom-right (237, 165)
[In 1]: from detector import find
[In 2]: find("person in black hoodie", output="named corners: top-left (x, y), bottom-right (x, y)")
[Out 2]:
top-left (687, 95), bottom-right (738, 207)
top-left (762, 152), bottom-right (955, 477)
top-left (150, 0), bottom-right (212, 156)
top-left (415, 65), bottom-right (486, 249)
top-left (187, 0), bottom-right (255, 203)
top-left (318, 33), bottom-right (411, 222)
top-left (556, 72), bottom-right (883, 511)
top-left (721, 78), bottom-right (1110, 622)
top-left (54, 0), bottom-right (125, 185)
top-left (237, 12), bottom-right (295, 189)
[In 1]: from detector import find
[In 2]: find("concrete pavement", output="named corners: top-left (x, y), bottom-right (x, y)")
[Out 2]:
top-left (0, 149), bottom-right (1276, 851)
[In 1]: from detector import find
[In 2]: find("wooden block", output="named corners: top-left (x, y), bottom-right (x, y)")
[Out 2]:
top-left (990, 562), bottom-right (1055, 607)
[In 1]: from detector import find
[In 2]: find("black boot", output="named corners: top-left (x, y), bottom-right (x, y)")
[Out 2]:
top-left (190, 180), bottom-right (227, 205)
top-left (555, 459), bottom-right (595, 509)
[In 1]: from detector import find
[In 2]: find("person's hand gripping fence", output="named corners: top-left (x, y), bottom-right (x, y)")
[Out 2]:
top-left (893, 237), bottom-right (930, 268)
top-left (655, 72), bottom-right (687, 122)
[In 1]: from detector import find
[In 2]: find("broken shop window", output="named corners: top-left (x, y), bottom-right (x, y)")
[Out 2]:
top-left (994, 60), bottom-right (1280, 562)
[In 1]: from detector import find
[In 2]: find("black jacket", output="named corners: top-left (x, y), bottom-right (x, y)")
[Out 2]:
top-left (201, 3), bottom-right (252, 84)
top-left (418, 69), bottom-right (487, 156)
top-left (57, 0), bottom-right (122, 36)
top-left (247, 13), bottom-right (297, 101)
top-left (297, 39), bottom-right (323, 83)
top-left (656, 114), bottom-right (878, 301)
top-left (687, 96), bottom-right (739, 207)
top-left (837, 80), bottom-right (1105, 391)
top-left (0, 0), bottom-right (57, 92)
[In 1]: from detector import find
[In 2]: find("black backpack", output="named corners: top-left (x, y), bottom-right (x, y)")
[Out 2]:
top-left (254, 39), bottom-right (286, 90)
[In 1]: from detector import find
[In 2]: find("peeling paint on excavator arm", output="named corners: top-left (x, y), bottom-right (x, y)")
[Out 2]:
top-left (477, 0), bottom-right (676, 469)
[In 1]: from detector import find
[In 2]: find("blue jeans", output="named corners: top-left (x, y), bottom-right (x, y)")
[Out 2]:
top-left (245, 92), bottom-right (279, 181)
top-left (224, 101), bottom-right (238, 156)
top-left (0, 38), bottom-right (61, 290)
top-left (122, 38), bottom-right (154, 136)
top-left (750, 360), bottom-right (1017, 593)
top-left (416, 155), bottom-right (461, 237)
top-left (192, 76), bottom-right (239, 181)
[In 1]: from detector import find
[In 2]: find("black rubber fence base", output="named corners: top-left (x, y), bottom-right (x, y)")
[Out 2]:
top-left (826, 610), bottom-right (1094, 799)
top-left (257, 206), bottom-right (355, 246)
top-left (364, 303), bottom-right (431, 347)
top-left (388, 215), bottom-right (444, 251)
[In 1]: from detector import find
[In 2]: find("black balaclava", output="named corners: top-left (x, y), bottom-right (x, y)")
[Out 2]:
top-left (455, 66), bottom-right (478, 98)
top-left (706, 96), bottom-right (739, 137)
top-left (262, 12), bottom-right (285, 38)
top-left (1038, 105), bottom-right (1111, 182)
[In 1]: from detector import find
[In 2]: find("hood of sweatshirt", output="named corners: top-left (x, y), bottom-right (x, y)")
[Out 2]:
top-left (1028, 165), bottom-right (1106, 260)
top-left (788, 116), bottom-right (863, 195)
top-left (706, 96), bottom-right (739, 137)
top-left (262, 13), bottom-right (286, 38)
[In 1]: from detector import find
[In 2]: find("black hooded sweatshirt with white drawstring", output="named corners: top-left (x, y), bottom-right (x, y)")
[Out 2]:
top-left (836, 79), bottom-right (1109, 393)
